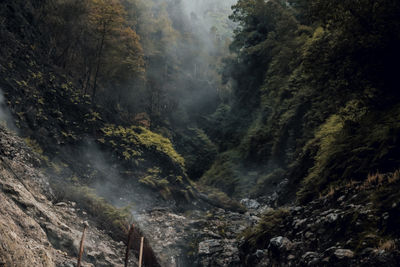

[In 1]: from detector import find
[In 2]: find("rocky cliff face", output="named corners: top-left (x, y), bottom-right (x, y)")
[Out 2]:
top-left (0, 126), bottom-right (138, 267)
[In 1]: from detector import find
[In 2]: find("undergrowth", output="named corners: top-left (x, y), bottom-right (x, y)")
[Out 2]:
top-left (241, 208), bottom-right (290, 249)
top-left (52, 183), bottom-right (131, 241)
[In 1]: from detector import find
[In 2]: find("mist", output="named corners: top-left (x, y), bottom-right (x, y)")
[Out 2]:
top-left (118, 0), bottom-right (238, 125)
top-left (80, 0), bottom-right (240, 222)
top-left (0, 88), bottom-right (17, 132)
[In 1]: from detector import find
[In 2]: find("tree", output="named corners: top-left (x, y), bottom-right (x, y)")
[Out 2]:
top-left (306, 0), bottom-right (400, 98)
top-left (40, 0), bottom-right (89, 69)
top-left (88, 0), bottom-right (126, 102)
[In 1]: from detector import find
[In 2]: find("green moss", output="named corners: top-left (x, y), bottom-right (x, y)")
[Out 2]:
top-left (100, 125), bottom-right (185, 168)
top-left (136, 127), bottom-right (185, 167)
top-left (85, 111), bottom-right (101, 122)
top-left (31, 71), bottom-right (43, 82)
top-left (14, 79), bottom-right (28, 87)
top-left (139, 168), bottom-right (177, 200)
top-left (139, 168), bottom-right (161, 188)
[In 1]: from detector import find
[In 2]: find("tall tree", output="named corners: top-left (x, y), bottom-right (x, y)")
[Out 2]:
top-left (88, 0), bottom-right (126, 102)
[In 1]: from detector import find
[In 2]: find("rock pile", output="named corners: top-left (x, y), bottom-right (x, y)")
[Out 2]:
top-left (241, 188), bottom-right (400, 266)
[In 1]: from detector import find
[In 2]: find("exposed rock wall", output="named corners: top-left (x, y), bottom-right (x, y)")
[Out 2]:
top-left (0, 126), bottom-right (137, 267)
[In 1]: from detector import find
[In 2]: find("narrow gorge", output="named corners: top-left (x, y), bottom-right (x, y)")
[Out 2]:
top-left (1, 0), bottom-right (400, 266)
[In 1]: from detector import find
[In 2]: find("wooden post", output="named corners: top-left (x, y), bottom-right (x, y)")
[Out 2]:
top-left (138, 237), bottom-right (144, 267)
top-left (77, 221), bottom-right (89, 267)
top-left (125, 224), bottom-right (135, 267)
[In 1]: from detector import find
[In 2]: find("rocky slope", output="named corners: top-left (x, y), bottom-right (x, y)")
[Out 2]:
top-left (2, 122), bottom-right (398, 267)
top-left (132, 175), bottom-right (400, 267)
top-left (240, 176), bottom-right (400, 266)
top-left (0, 125), bottom-right (139, 267)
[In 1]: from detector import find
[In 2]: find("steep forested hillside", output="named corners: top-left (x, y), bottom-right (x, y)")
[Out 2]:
top-left (198, 0), bottom-right (400, 265)
top-left (201, 0), bottom-right (400, 203)
top-left (0, 0), bottom-right (234, 204)
top-left (1, 0), bottom-right (400, 266)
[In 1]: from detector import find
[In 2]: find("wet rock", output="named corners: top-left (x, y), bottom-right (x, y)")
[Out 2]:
top-left (323, 246), bottom-right (338, 256)
top-left (258, 205), bottom-right (273, 214)
top-left (304, 231), bottom-right (313, 239)
top-left (270, 192), bottom-right (279, 202)
top-left (301, 251), bottom-right (320, 266)
top-left (326, 213), bottom-right (339, 223)
top-left (196, 238), bottom-right (241, 266)
top-left (287, 254), bottom-right (296, 261)
top-left (269, 236), bottom-right (293, 252)
top-left (202, 230), bottom-right (222, 239)
top-left (240, 198), bottom-right (260, 210)
top-left (334, 249), bottom-right (354, 259)
top-left (255, 249), bottom-right (265, 258)
top-left (382, 212), bottom-right (389, 220)
top-left (276, 178), bottom-right (289, 193)
top-left (198, 239), bottom-right (223, 255)
top-left (291, 206), bottom-right (303, 213)
top-left (293, 218), bottom-right (307, 229)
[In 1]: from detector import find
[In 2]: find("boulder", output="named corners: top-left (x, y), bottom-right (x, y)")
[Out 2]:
top-left (240, 198), bottom-right (261, 210)
top-left (325, 213), bottom-right (339, 223)
top-left (269, 236), bottom-right (293, 252)
top-left (198, 239), bottom-right (223, 255)
top-left (334, 249), bottom-right (354, 259)
top-left (301, 251), bottom-right (320, 266)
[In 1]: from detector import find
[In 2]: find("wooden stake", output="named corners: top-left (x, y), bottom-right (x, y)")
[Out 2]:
top-left (138, 237), bottom-right (144, 267)
top-left (77, 222), bottom-right (89, 267)
top-left (125, 224), bottom-right (135, 267)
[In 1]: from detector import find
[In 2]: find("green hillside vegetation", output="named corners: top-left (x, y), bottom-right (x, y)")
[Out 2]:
top-left (1, 0), bottom-right (400, 258)
top-left (0, 0), bottom-right (211, 204)
top-left (199, 0), bottom-right (400, 204)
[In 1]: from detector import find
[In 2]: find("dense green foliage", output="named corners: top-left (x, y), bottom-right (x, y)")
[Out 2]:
top-left (0, 0), bottom-right (235, 203)
top-left (101, 125), bottom-right (185, 169)
top-left (1, 0), bottom-right (400, 214)
top-left (200, 0), bottom-right (400, 203)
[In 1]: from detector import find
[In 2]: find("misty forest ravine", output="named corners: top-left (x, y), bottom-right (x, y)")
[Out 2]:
top-left (1, 0), bottom-right (400, 266)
